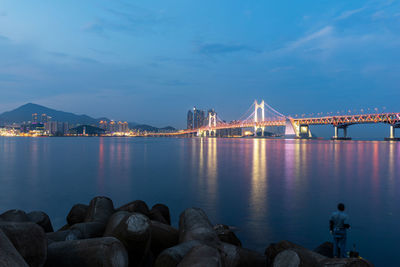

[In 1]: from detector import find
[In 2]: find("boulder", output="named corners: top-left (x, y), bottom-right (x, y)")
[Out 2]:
top-left (45, 237), bottom-right (128, 267)
top-left (154, 240), bottom-right (202, 267)
top-left (314, 241), bottom-right (333, 258)
top-left (27, 211), bottom-right (54, 233)
top-left (177, 244), bottom-right (222, 267)
top-left (66, 204), bottom-right (88, 226)
top-left (0, 209), bottom-right (30, 222)
top-left (150, 220), bottom-right (179, 256)
top-left (117, 200), bottom-right (150, 217)
top-left (0, 222), bottom-right (47, 267)
top-left (214, 224), bottom-right (242, 247)
top-left (179, 208), bottom-right (219, 245)
top-left (85, 197), bottom-right (114, 225)
top-left (0, 229), bottom-right (29, 267)
top-left (106, 212), bottom-right (151, 267)
top-left (150, 204), bottom-right (171, 225)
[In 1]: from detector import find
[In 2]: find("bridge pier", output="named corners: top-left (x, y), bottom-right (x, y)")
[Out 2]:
top-left (296, 124), bottom-right (312, 139)
top-left (384, 124), bottom-right (400, 141)
top-left (332, 125), bottom-right (351, 140)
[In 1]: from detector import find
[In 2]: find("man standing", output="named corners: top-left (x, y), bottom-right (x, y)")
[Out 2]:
top-left (330, 203), bottom-right (350, 258)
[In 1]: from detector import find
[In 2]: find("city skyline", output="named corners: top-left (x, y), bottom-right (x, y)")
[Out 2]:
top-left (0, 0), bottom-right (399, 129)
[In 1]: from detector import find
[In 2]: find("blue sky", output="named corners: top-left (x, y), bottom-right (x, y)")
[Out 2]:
top-left (0, 0), bottom-right (399, 129)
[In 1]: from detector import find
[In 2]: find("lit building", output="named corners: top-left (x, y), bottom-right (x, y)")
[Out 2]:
top-left (193, 107), bottom-right (205, 129)
top-left (41, 114), bottom-right (49, 123)
top-left (187, 110), bottom-right (193, 129)
top-left (32, 113), bottom-right (38, 124)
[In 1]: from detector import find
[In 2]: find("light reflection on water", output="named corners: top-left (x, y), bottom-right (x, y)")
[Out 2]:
top-left (0, 137), bottom-right (399, 266)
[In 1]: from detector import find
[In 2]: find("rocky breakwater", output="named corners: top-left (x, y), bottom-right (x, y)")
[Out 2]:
top-left (0, 196), bottom-right (373, 267)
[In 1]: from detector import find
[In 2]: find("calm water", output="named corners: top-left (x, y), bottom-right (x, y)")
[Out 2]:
top-left (0, 137), bottom-right (399, 266)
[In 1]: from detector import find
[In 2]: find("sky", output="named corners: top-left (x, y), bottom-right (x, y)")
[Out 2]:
top-left (0, 0), bottom-right (399, 130)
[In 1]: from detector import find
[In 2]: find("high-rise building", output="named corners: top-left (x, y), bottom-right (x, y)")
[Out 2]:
top-left (187, 110), bottom-right (193, 129)
top-left (193, 108), bottom-right (205, 129)
top-left (41, 114), bottom-right (49, 123)
top-left (32, 113), bottom-right (38, 124)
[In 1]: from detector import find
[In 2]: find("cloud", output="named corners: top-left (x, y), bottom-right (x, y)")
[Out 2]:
top-left (284, 26), bottom-right (334, 51)
top-left (336, 7), bottom-right (365, 20)
top-left (196, 43), bottom-right (261, 55)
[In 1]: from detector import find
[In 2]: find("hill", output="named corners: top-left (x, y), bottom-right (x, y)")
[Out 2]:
top-left (0, 103), bottom-right (176, 132)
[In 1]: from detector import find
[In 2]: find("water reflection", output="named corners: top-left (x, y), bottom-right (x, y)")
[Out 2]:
top-left (249, 139), bottom-right (267, 226)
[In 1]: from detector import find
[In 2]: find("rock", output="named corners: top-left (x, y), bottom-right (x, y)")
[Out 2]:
top-left (151, 204), bottom-right (171, 225)
top-left (0, 209), bottom-right (30, 222)
top-left (273, 248), bottom-right (327, 267)
top-left (45, 237), bottom-right (128, 267)
top-left (0, 229), bottom-right (29, 267)
top-left (219, 242), bottom-right (266, 267)
top-left (214, 224), bottom-right (242, 247)
top-left (177, 244), bottom-right (222, 267)
top-left (154, 240), bottom-right (202, 267)
top-left (104, 211), bottom-right (131, 236)
top-left (319, 257), bottom-right (374, 267)
top-left (0, 222), bottom-right (47, 267)
top-left (106, 212), bottom-right (151, 267)
top-left (179, 208), bottom-right (219, 245)
top-left (150, 220), bottom-right (179, 256)
top-left (117, 200), bottom-right (150, 217)
top-left (265, 240), bottom-right (304, 266)
top-left (27, 211), bottom-right (54, 233)
top-left (66, 222), bottom-right (105, 240)
top-left (84, 196), bottom-right (114, 225)
top-left (66, 204), bottom-right (88, 226)
top-left (149, 208), bottom-right (169, 225)
top-left (314, 241), bottom-right (333, 258)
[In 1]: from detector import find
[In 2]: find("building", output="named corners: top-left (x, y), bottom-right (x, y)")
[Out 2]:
top-left (45, 121), bottom-right (70, 135)
top-left (32, 113), bottom-right (38, 124)
top-left (193, 107), bottom-right (205, 129)
top-left (187, 110), bottom-right (193, 129)
top-left (41, 114), bottom-right (49, 124)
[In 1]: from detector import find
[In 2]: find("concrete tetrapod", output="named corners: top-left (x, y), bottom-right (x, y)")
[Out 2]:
top-left (45, 237), bottom-right (128, 267)
top-left (27, 211), bottom-right (54, 233)
top-left (179, 207), bottom-right (220, 245)
top-left (0, 229), bottom-right (29, 267)
top-left (104, 211), bottom-right (131, 236)
top-left (117, 200), bottom-right (150, 217)
top-left (177, 244), bottom-right (223, 267)
top-left (154, 240), bottom-right (202, 267)
top-left (0, 210), bottom-right (30, 222)
top-left (0, 222), bottom-right (47, 267)
top-left (84, 196), bottom-right (115, 225)
top-left (150, 204), bottom-right (171, 225)
top-left (150, 220), bottom-right (179, 256)
top-left (66, 204), bottom-right (88, 226)
top-left (105, 212), bottom-right (151, 267)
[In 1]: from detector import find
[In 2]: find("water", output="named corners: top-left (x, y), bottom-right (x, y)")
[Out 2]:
top-left (0, 137), bottom-right (399, 266)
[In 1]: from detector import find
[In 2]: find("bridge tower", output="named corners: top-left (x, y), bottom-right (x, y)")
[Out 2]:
top-left (208, 113), bottom-right (217, 128)
top-left (254, 100), bottom-right (265, 136)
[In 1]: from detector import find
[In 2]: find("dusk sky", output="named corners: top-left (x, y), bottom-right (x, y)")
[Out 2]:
top-left (0, 0), bottom-right (399, 128)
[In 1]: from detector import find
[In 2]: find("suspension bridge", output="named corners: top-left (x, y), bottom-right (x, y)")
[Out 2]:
top-left (151, 100), bottom-right (400, 140)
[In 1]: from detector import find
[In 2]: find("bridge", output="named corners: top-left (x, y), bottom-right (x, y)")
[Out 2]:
top-left (151, 100), bottom-right (400, 140)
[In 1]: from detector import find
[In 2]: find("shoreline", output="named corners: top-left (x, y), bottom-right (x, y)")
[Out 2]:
top-left (0, 196), bottom-right (373, 266)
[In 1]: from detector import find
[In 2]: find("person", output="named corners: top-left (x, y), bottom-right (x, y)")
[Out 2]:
top-left (330, 203), bottom-right (350, 258)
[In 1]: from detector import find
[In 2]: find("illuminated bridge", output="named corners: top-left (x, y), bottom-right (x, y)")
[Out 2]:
top-left (151, 100), bottom-right (400, 140)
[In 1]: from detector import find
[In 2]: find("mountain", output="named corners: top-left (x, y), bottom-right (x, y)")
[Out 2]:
top-left (0, 103), bottom-right (176, 132)
top-left (0, 103), bottom-right (106, 125)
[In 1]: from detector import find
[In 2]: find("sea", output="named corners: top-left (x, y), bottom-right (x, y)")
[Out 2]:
top-left (0, 137), bottom-right (398, 266)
